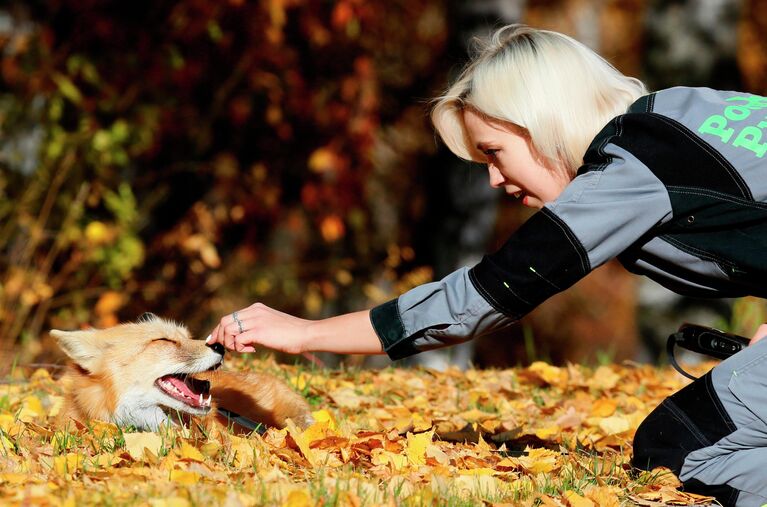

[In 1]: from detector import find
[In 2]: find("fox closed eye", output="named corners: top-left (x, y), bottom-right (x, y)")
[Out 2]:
top-left (152, 337), bottom-right (178, 345)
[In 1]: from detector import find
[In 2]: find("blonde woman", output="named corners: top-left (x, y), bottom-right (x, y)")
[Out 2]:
top-left (209, 25), bottom-right (767, 505)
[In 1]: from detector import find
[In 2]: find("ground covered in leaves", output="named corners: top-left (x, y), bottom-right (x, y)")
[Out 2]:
top-left (1, 357), bottom-right (720, 506)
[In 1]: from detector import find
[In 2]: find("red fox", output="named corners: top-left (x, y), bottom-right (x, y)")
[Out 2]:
top-left (52, 314), bottom-right (313, 433)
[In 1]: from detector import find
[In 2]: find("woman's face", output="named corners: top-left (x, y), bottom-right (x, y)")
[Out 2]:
top-left (463, 109), bottom-right (571, 209)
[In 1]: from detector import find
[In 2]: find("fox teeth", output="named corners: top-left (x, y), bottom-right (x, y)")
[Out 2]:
top-left (206, 395), bottom-right (212, 407)
top-left (513, 192), bottom-right (522, 198)
top-left (199, 393), bottom-right (203, 405)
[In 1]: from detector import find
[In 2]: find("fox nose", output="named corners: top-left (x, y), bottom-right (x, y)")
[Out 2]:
top-left (207, 342), bottom-right (225, 357)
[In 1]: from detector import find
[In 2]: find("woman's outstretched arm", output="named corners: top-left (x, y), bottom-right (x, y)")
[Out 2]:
top-left (207, 304), bottom-right (385, 355)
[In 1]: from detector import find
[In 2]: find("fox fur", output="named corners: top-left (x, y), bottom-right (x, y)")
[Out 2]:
top-left (52, 314), bottom-right (313, 433)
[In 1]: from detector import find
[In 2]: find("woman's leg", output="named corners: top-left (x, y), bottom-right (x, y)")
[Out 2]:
top-left (633, 338), bottom-right (767, 507)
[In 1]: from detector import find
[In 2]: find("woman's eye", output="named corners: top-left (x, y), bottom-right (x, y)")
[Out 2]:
top-left (483, 149), bottom-right (498, 157)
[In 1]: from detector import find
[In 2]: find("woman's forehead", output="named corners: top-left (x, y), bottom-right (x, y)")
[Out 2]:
top-left (463, 108), bottom-right (524, 135)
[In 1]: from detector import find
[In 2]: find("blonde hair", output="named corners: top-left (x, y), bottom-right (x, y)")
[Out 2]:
top-left (431, 25), bottom-right (647, 175)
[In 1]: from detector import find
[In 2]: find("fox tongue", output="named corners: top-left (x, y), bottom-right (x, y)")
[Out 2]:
top-left (159, 375), bottom-right (208, 407)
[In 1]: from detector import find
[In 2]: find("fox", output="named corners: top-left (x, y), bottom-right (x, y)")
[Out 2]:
top-left (51, 314), bottom-right (314, 433)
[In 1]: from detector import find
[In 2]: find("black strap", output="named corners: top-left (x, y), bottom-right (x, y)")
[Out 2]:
top-left (217, 407), bottom-right (266, 434)
top-left (667, 335), bottom-right (699, 381)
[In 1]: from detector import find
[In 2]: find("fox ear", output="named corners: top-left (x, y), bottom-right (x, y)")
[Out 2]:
top-left (50, 329), bottom-right (105, 372)
top-left (138, 312), bottom-right (158, 322)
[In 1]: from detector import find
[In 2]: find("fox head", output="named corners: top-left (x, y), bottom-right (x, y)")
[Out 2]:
top-left (52, 313), bottom-right (224, 430)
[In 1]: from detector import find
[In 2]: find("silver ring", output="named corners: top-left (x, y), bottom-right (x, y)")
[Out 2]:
top-left (232, 311), bottom-right (244, 334)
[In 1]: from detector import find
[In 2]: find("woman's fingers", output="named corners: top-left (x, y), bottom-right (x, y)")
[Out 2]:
top-left (750, 323), bottom-right (767, 345)
top-left (208, 303), bottom-right (308, 355)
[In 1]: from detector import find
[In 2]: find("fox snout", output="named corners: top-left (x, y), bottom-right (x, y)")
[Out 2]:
top-left (206, 341), bottom-right (225, 358)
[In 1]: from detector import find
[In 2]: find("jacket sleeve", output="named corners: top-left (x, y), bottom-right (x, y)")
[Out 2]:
top-left (371, 134), bottom-right (673, 361)
top-left (370, 267), bottom-right (512, 360)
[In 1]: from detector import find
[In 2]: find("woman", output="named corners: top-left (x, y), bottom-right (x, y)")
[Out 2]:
top-left (208, 25), bottom-right (767, 505)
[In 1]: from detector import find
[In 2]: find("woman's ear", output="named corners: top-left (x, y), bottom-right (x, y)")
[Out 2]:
top-left (50, 329), bottom-right (105, 372)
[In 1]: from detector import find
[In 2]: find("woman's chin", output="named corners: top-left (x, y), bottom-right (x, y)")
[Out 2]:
top-left (522, 195), bottom-right (543, 208)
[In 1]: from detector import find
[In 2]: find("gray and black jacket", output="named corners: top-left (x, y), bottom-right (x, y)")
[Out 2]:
top-left (371, 87), bottom-right (767, 361)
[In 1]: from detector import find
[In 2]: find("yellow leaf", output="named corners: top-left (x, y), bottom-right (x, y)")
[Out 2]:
top-left (53, 453), bottom-right (82, 475)
top-left (583, 486), bottom-right (622, 507)
top-left (591, 366), bottom-right (620, 390)
top-left (425, 444), bottom-right (449, 465)
top-left (123, 432), bottom-right (164, 461)
top-left (0, 473), bottom-right (27, 485)
top-left (24, 421), bottom-right (54, 438)
top-left (229, 435), bottom-right (258, 468)
top-left (0, 434), bottom-right (15, 453)
top-left (287, 418), bottom-right (316, 467)
top-left (284, 489), bottom-right (313, 507)
top-left (644, 466), bottom-right (682, 487)
top-left (406, 429), bottom-right (434, 465)
top-left (479, 418), bottom-right (501, 433)
top-left (311, 409), bottom-right (337, 431)
top-left (305, 421), bottom-right (333, 445)
top-left (92, 453), bottom-right (120, 468)
top-left (371, 449), bottom-right (407, 470)
top-left (291, 373), bottom-right (309, 391)
top-left (563, 490), bottom-right (595, 507)
top-left (534, 426), bottom-right (560, 440)
top-left (178, 441), bottom-right (204, 461)
top-left (459, 467), bottom-right (495, 475)
top-left (47, 395), bottom-right (64, 418)
top-left (458, 408), bottom-right (494, 423)
top-left (475, 432), bottom-right (492, 453)
top-left (495, 457), bottom-right (518, 472)
top-left (0, 414), bottom-right (22, 437)
top-left (410, 413), bottom-right (433, 432)
top-left (18, 396), bottom-right (43, 421)
top-left (516, 447), bottom-right (560, 474)
top-left (90, 420), bottom-right (120, 438)
top-left (528, 361), bottom-right (564, 386)
top-left (590, 399), bottom-right (618, 417)
top-left (597, 416), bottom-right (631, 436)
top-left (30, 368), bottom-right (50, 381)
top-left (200, 440), bottom-right (221, 458)
top-left (149, 497), bottom-right (190, 507)
top-left (170, 469), bottom-right (200, 485)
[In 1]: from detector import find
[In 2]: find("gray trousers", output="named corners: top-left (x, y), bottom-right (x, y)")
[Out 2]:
top-left (679, 338), bottom-right (767, 507)
top-left (634, 338), bottom-right (767, 507)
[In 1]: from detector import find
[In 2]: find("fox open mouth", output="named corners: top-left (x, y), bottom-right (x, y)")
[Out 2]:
top-left (155, 374), bottom-right (212, 409)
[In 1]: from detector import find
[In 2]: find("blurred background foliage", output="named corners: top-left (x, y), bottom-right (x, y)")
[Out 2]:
top-left (1, 0), bottom-right (766, 368)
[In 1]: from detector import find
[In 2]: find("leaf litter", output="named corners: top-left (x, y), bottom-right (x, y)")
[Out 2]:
top-left (0, 358), bottom-right (721, 506)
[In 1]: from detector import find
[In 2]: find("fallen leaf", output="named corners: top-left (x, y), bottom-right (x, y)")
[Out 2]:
top-left (123, 432), bottom-right (164, 461)
top-left (405, 429), bottom-right (434, 465)
top-left (563, 490), bottom-right (595, 507)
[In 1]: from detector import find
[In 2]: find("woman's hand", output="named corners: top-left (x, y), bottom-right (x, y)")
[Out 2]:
top-left (207, 303), bottom-right (312, 354)
top-left (206, 305), bottom-right (385, 356)
top-left (750, 323), bottom-right (767, 345)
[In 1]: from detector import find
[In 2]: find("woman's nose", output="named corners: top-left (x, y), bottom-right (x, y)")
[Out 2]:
top-left (487, 165), bottom-right (505, 188)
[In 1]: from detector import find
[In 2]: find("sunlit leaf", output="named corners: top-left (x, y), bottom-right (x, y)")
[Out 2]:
top-left (123, 432), bottom-right (164, 461)
top-left (405, 429), bottom-right (433, 465)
